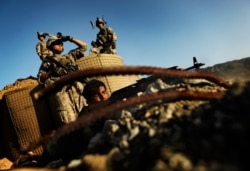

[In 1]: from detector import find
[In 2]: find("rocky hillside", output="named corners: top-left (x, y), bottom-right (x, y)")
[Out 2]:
top-left (201, 56), bottom-right (250, 82)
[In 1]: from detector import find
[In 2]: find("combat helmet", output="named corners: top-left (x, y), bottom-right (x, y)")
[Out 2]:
top-left (46, 35), bottom-right (63, 50)
top-left (95, 17), bottom-right (105, 27)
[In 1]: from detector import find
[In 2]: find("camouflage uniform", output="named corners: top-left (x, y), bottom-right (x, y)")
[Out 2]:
top-left (37, 39), bottom-right (87, 126)
top-left (36, 32), bottom-right (53, 60)
top-left (90, 18), bottom-right (117, 54)
top-left (36, 41), bottom-right (53, 60)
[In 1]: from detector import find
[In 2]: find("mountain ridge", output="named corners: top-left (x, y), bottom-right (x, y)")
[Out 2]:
top-left (201, 56), bottom-right (250, 82)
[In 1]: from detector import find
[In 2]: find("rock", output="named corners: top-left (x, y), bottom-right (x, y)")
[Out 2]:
top-left (0, 157), bottom-right (13, 170)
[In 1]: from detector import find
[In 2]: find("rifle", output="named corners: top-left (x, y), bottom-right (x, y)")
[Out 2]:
top-left (46, 56), bottom-right (78, 76)
top-left (109, 57), bottom-right (205, 102)
top-left (185, 57), bottom-right (205, 70)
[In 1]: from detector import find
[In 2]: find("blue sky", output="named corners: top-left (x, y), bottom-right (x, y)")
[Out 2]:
top-left (1, 0), bottom-right (250, 89)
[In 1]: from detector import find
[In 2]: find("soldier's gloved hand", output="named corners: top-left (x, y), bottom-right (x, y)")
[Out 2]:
top-left (56, 32), bottom-right (72, 42)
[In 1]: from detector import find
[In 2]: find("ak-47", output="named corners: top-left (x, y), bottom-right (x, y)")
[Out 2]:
top-left (110, 57), bottom-right (204, 102)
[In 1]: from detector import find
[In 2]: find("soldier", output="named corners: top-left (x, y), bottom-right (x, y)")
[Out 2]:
top-left (37, 33), bottom-right (88, 126)
top-left (80, 79), bottom-right (110, 115)
top-left (36, 32), bottom-right (53, 60)
top-left (90, 17), bottom-right (117, 54)
top-left (37, 79), bottom-right (110, 166)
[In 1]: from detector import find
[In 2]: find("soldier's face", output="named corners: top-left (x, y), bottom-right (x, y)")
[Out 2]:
top-left (52, 42), bottom-right (64, 53)
top-left (39, 35), bottom-right (45, 41)
top-left (90, 86), bottom-right (109, 103)
top-left (97, 22), bottom-right (104, 29)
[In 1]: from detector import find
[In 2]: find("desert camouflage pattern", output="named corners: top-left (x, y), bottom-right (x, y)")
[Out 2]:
top-left (48, 81), bottom-right (87, 126)
top-left (36, 41), bottom-right (53, 60)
